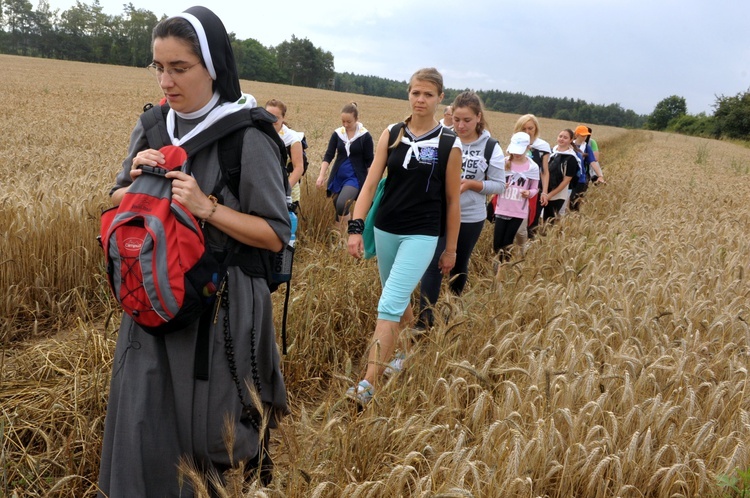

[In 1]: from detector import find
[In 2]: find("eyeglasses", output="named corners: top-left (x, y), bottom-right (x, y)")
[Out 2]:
top-left (147, 62), bottom-right (201, 80)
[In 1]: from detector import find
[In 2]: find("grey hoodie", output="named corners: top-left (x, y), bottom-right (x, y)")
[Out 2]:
top-left (459, 129), bottom-right (506, 223)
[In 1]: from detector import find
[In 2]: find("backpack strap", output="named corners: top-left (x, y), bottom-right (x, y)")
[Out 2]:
top-left (484, 137), bottom-right (498, 165)
top-left (437, 127), bottom-right (457, 236)
top-left (482, 137), bottom-right (500, 224)
top-left (437, 127), bottom-right (456, 166)
top-left (287, 135), bottom-right (309, 176)
top-left (139, 104), bottom-right (172, 150)
top-left (138, 102), bottom-right (293, 355)
top-left (211, 128), bottom-right (244, 200)
top-left (182, 107), bottom-right (288, 169)
top-left (386, 122), bottom-right (454, 182)
top-left (139, 104), bottom-right (288, 176)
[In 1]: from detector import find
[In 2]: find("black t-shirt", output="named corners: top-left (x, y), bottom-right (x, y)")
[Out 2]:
top-left (530, 147), bottom-right (549, 173)
top-left (375, 124), bottom-right (451, 236)
top-left (547, 151), bottom-right (577, 192)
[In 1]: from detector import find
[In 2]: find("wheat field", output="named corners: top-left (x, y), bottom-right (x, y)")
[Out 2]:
top-left (2, 54), bottom-right (750, 497)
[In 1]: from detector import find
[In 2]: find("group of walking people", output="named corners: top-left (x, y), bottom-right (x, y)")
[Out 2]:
top-left (97, 5), bottom-right (607, 496)
top-left (320, 74), bottom-right (605, 407)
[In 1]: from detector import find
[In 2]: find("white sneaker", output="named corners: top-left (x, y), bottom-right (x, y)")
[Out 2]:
top-left (346, 379), bottom-right (374, 406)
top-left (383, 351), bottom-right (407, 378)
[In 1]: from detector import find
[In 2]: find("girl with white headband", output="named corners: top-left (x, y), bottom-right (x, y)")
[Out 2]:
top-left (344, 67), bottom-right (462, 406)
top-left (99, 6), bottom-right (289, 495)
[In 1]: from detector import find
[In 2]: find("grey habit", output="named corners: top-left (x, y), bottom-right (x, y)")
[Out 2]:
top-left (97, 112), bottom-right (290, 497)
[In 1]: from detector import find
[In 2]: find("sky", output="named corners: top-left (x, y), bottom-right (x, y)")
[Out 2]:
top-left (44, 0), bottom-right (750, 116)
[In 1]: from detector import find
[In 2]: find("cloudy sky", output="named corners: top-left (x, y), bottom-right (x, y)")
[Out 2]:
top-left (46, 0), bottom-right (750, 116)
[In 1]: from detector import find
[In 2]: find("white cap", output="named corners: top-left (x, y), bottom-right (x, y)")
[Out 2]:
top-left (507, 132), bottom-right (531, 155)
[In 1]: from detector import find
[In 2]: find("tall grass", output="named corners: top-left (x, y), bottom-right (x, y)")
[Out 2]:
top-left (3, 55), bottom-right (750, 497)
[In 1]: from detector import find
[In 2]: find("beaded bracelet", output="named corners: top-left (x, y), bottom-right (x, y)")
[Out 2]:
top-left (201, 195), bottom-right (218, 229)
top-left (347, 218), bottom-right (365, 235)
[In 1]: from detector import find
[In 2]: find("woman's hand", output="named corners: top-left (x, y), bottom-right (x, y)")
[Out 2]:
top-left (595, 176), bottom-right (606, 185)
top-left (316, 162), bottom-right (330, 189)
top-left (540, 192), bottom-right (549, 206)
top-left (438, 251), bottom-right (456, 275)
top-left (130, 148), bottom-right (165, 181)
top-left (165, 170), bottom-right (215, 219)
top-left (347, 234), bottom-right (364, 259)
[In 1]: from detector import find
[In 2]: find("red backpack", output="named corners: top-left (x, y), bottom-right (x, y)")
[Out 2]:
top-left (99, 104), bottom-right (289, 336)
top-left (99, 145), bottom-right (221, 335)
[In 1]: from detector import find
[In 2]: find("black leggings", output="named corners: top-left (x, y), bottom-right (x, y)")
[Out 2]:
top-left (418, 220), bottom-right (485, 327)
top-left (542, 198), bottom-right (566, 223)
top-left (332, 185), bottom-right (359, 220)
top-left (569, 182), bottom-right (588, 211)
top-left (492, 216), bottom-right (524, 261)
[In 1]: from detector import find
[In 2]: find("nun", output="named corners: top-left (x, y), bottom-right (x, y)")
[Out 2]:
top-left (99, 6), bottom-right (290, 496)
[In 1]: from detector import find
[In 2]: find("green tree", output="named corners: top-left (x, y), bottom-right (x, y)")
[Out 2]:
top-left (30, 0), bottom-right (59, 58)
top-left (645, 95), bottom-right (687, 130)
top-left (2, 0), bottom-right (35, 54)
top-left (714, 89), bottom-right (750, 139)
top-left (275, 35), bottom-right (334, 88)
top-left (553, 108), bottom-right (573, 121)
top-left (58, 0), bottom-right (94, 60)
top-left (668, 113), bottom-right (718, 138)
top-left (117, 3), bottom-right (157, 67)
top-left (87, 1), bottom-right (115, 62)
top-left (232, 36), bottom-right (283, 83)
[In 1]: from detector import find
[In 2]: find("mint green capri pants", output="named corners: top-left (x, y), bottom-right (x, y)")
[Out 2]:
top-left (374, 227), bottom-right (438, 322)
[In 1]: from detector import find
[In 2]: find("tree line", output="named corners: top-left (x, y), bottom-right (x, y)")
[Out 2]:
top-left (1, 0), bottom-right (647, 128)
top-left (334, 73), bottom-right (647, 128)
top-left (645, 92), bottom-right (750, 140)
top-left (0, 0), bottom-right (334, 88)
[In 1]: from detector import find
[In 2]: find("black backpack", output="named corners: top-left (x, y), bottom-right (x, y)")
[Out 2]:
top-left (481, 138), bottom-right (499, 222)
top-left (286, 134), bottom-right (309, 176)
top-left (140, 102), bottom-right (296, 353)
top-left (567, 152), bottom-right (581, 189)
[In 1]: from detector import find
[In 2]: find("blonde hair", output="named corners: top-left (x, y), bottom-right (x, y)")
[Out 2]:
top-left (514, 114), bottom-right (540, 143)
top-left (408, 67), bottom-right (444, 94)
top-left (391, 68), bottom-right (444, 148)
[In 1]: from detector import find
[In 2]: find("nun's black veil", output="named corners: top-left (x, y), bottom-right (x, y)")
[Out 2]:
top-left (180, 6), bottom-right (241, 102)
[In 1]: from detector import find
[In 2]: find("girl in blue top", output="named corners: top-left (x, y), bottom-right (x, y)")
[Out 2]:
top-left (316, 102), bottom-right (374, 232)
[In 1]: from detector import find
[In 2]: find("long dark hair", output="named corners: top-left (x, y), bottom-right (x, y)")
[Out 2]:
top-left (451, 91), bottom-right (489, 135)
